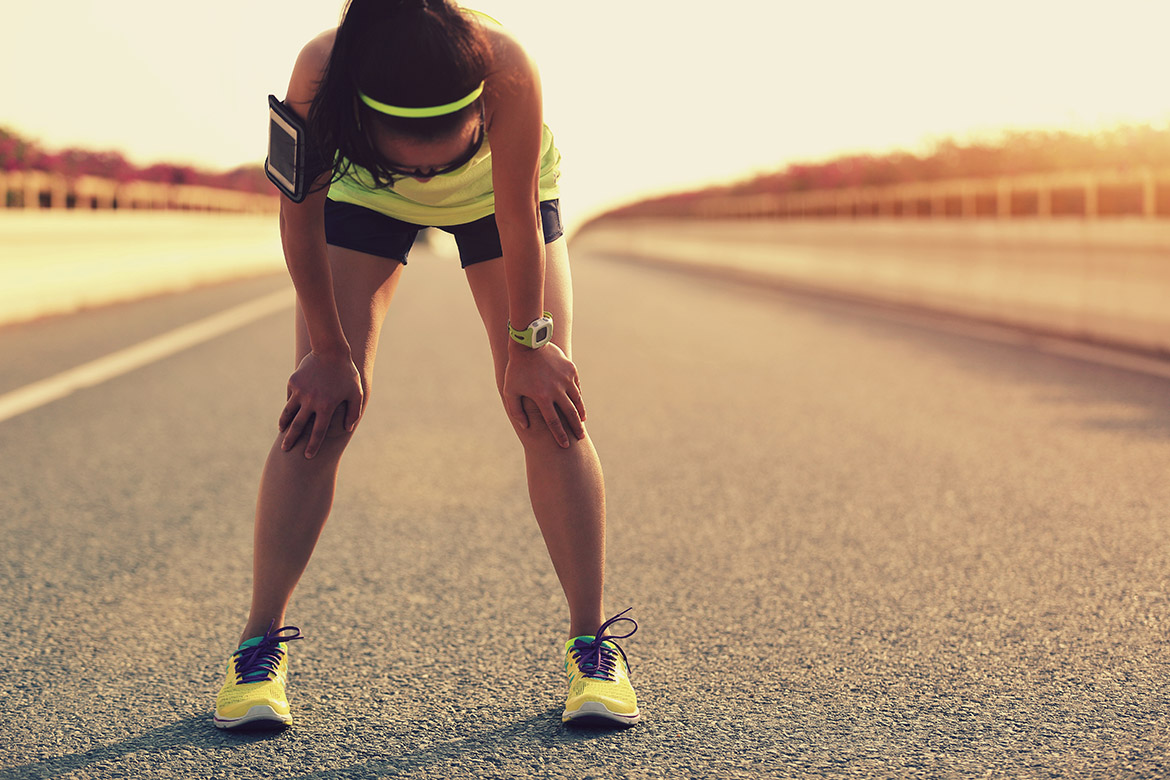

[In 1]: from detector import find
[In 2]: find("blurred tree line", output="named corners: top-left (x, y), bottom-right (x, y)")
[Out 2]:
top-left (0, 126), bottom-right (270, 193)
top-left (619, 123), bottom-right (1170, 214)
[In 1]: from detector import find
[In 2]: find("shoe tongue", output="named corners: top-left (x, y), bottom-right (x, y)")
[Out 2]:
top-left (238, 636), bottom-right (266, 650)
top-left (566, 635), bottom-right (619, 651)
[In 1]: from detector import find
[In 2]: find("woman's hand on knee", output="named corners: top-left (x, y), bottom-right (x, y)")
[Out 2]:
top-left (502, 343), bottom-right (586, 449)
top-left (278, 350), bottom-right (364, 458)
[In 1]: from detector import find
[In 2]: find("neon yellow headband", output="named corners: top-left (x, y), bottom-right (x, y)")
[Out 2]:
top-left (358, 82), bottom-right (484, 118)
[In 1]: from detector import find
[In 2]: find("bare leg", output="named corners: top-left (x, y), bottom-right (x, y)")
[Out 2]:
top-left (240, 246), bottom-right (404, 643)
top-left (465, 236), bottom-right (606, 639)
top-left (519, 404), bottom-right (607, 639)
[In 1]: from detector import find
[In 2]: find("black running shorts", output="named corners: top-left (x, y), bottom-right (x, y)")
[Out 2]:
top-left (323, 198), bottom-right (564, 268)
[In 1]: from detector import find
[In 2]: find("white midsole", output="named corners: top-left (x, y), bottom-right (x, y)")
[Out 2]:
top-left (213, 704), bottom-right (292, 729)
top-left (562, 700), bottom-right (641, 725)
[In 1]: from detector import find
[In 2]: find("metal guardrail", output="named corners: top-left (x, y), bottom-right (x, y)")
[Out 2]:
top-left (0, 170), bottom-right (278, 214)
top-left (626, 168), bottom-right (1170, 221)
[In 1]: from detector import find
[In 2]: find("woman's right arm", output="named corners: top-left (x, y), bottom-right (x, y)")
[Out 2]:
top-left (274, 31), bottom-right (364, 459)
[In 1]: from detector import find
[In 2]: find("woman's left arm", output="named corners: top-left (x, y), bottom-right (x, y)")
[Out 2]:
top-left (487, 33), bottom-right (586, 448)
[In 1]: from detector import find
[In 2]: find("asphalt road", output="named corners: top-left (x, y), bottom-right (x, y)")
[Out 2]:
top-left (2, 237), bottom-right (1169, 779)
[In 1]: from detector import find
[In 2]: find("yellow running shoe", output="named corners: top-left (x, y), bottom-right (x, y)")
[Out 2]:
top-left (213, 623), bottom-right (303, 729)
top-left (562, 608), bottom-right (641, 726)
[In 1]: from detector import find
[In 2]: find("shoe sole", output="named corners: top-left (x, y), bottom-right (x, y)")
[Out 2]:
top-left (213, 705), bottom-right (292, 729)
top-left (562, 701), bottom-right (641, 727)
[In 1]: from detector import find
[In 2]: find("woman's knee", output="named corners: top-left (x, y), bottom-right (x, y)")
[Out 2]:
top-left (324, 401), bottom-right (359, 441)
top-left (506, 395), bottom-right (578, 449)
top-left (322, 374), bottom-right (374, 441)
top-left (334, 376), bottom-right (375, 439)
top-left (279, 403), bottom-right (354, 460)
top-left (281, 381), bottom-right (372, 460)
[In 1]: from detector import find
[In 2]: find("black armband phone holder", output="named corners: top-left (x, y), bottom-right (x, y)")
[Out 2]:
top-left (265, 95), bottom-right (309, 202)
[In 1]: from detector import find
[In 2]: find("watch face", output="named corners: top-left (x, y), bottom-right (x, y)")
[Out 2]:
top-left (535, 325), bottom-right (549, 343)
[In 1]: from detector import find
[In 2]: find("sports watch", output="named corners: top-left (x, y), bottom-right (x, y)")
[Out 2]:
top-left (508, 312), bottom-right (554, 349)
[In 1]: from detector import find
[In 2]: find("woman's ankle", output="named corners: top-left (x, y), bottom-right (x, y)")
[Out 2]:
top-left (238, 616), bottom-right (284, 646)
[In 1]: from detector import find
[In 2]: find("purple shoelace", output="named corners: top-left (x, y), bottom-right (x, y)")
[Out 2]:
top-left (569, 608), bottom-right (638, 681)
top-left (233, 622), bottom-right (304, 684)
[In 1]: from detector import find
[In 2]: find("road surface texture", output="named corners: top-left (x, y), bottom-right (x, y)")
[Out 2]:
top-left (2, 237), bottom-right (1169, 779)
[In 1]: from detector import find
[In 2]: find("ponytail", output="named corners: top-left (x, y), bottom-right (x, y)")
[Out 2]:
top-left (308, 0), bottom-right (494, 190)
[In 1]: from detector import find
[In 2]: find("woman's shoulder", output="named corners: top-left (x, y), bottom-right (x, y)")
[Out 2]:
top-left (302, 27), bottom-right (338, 60)
top-left (479, 17), bottom-right (540, 118)
top-left (285, 28), bottom-right (338, 117)
top-left (478, 17), bottom-right (535, 75)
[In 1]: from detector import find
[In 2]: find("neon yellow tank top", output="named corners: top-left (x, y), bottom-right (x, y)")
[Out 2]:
top-left (327, 126), bottom-right (561, 227)
top-left (325, 8), bottom-right (562, 227)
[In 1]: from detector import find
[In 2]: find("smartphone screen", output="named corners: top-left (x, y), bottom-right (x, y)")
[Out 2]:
top-left (267, 112), bottom-right (299, 194)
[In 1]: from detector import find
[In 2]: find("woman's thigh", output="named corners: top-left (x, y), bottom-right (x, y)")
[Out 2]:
top-left (293, 244), bottom-right (407, 401)
top-left (463, 235), bottom-right (573, 393)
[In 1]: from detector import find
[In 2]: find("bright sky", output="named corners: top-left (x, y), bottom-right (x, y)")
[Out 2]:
top-left (4, 1), bottom-right (1169, 222)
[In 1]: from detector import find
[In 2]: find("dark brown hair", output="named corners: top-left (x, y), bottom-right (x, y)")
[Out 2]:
top-left (307, 0), bottom-right (494, 190)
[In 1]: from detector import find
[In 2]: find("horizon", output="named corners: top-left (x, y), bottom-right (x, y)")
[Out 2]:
top-left (7, 115), bottom-right (1167, 182)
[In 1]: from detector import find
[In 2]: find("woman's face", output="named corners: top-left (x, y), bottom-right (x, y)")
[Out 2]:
top-left (371, 111), bottom-right (484, 182)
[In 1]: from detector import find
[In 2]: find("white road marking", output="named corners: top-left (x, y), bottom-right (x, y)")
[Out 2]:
top-left (0, 289), bottom-right (292, 424)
